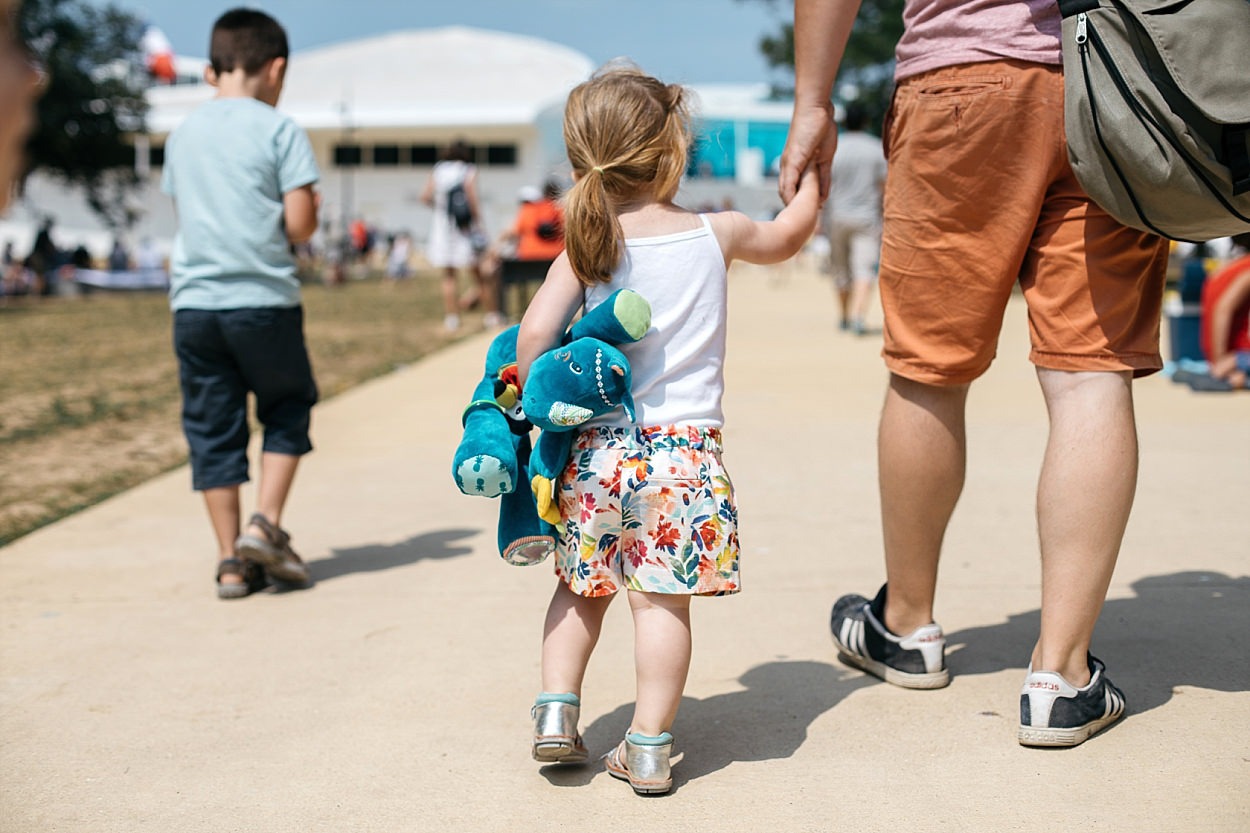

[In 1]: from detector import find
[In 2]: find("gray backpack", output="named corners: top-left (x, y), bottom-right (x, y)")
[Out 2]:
top-left (1058, 0), bottom-right (1250, 242)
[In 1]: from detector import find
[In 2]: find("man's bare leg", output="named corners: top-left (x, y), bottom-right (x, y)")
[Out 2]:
top-left (1033, 369), bottom-right (1137, 685)
top-left (878, 374), bottom-right (969, 636)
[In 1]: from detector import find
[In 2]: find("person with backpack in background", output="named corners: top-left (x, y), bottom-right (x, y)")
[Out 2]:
top-left (484, 179), bottom-right (566, 319)
top-left (497, 179), bottom-right (565, 262)
top-left (420, 139), bottom-right (499, 331)
top-left (779, 0), bottom-right (1169, 747)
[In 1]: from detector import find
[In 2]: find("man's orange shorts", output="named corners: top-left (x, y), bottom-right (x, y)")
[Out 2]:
top-left (878, 59), bottom-right (1169, 385)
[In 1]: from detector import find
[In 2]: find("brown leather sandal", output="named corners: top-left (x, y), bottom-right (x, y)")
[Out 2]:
top-left (235, 513), bottom-right (311, 586)
top-left (216, 558), bottom-right (265, 600)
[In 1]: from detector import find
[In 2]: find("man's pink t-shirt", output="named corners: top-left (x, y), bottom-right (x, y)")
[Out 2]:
top-left (894, 0), bottom-right (1062, 82)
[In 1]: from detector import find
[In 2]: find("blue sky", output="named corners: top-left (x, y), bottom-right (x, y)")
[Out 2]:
top-left (103, 0), bottom-right (794, 86)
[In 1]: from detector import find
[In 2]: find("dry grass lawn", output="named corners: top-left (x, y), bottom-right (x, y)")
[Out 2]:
top-left (0, 272), bottom-right (489, 545)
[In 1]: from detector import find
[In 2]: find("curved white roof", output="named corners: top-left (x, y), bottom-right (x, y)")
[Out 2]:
top-left (146, 26), bottom-right (596, 134)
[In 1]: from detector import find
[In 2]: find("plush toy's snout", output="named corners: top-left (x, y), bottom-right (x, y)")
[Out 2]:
top-left (546, 402), bottom-right (594, 427)
top-left (523, 340), bottom-right (637, 433)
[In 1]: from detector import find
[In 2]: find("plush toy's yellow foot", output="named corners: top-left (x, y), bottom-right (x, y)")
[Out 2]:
top-left (532, 475), bottom-right (562, 525)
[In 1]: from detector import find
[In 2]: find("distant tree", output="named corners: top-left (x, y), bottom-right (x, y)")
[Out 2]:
top-left (19, 0), bottom-right (149, 229)
top-left (747, 0), bottom-right (903, 127)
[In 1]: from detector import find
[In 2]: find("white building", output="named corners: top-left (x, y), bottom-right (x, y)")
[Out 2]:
top-left (5, 27), bottom-right (797, 261)
top-left (7, 27), bottom-right (592, 259)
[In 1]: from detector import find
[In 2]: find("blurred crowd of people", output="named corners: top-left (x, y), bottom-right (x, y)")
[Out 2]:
top-left (1, 217), bottom-right (168, 301)
top-left (418, 139), bottom-right (567, 331)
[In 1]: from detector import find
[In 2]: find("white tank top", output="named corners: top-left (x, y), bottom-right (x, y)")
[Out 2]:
top-left (584, 214), bottom-right (727, 429)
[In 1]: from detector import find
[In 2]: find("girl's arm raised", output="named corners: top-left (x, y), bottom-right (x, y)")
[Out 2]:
top-left (517, 252), bottom-right (584, 387)
top-left (709, 167), bottom-right (822, 265)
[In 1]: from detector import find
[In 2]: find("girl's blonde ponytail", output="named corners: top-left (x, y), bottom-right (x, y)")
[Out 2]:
top-left (563, 164), bottom-right (623, 285)
top-left (560, 64), bottom-right (693, 286)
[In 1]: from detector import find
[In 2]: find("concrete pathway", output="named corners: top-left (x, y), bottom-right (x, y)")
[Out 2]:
top-left (2, 264), bottom-right (1247, 832)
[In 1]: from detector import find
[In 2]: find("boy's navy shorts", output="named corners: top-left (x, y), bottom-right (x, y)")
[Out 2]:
top-left (173, 306), bottom-right (318, 491)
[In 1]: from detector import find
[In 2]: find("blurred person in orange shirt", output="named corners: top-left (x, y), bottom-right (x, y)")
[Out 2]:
top-left (497, 179), bottom-right (565, 262)
top-left (482, 180), bottom-right (564, 322)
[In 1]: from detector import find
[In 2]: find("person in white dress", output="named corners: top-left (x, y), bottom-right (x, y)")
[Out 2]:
top-left (420, 140), bottom-right (499, 330)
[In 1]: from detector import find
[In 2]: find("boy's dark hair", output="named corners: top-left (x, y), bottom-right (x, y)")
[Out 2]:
top-left (210, 8), bottom-right (288, 76)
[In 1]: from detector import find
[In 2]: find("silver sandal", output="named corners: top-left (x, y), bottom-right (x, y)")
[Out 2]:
top-left (531, 695), bottom-right (588, 764)
top-left (604, 731), bottom-right (673, 795)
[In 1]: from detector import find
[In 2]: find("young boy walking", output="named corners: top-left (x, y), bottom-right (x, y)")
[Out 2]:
top-left (161, 8), bottom-right (320, 598)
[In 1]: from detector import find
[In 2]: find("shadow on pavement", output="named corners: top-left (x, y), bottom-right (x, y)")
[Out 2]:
top-left (538, 571), bottom-right (1247, 792)
top-left (306, 527), bottom-right (478, 582)
top-left (540, 659), bottom-right (870, 793)
top-left (944, 571), bottom-right (1250, 714)
top-left (535, 571), bottom-right (1246, 792)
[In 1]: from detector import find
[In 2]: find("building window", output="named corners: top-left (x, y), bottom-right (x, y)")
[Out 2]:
top-left (410, 144), bottom-right (438, 165)
top-left (372, 145), bottom-right (401, 166)
top-left (148, 145), bottom-right (165, 168)
top-left (485, 144), bottom-right (517, 166)
top-left (333, 144), bottom-right (363, 167)
top-left (402, 143), bottom-right (518, 167)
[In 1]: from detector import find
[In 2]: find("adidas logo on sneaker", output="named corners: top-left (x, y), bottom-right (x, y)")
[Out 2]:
top-left (1018, 654), bottom-right (1126, 748)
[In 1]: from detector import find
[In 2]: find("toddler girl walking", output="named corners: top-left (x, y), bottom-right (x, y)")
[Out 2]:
top-left (516, 64), bottom-right (821, 794)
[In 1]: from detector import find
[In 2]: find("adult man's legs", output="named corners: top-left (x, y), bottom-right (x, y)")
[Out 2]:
top-left (878, 374), bottom-right (968, 637)
top-left (828, 373), bottom-right (963, 690)
top-left (1033, 369), bottom-right (1137, 685)
top-left (870, 369), bottom-right (1138, 670)
top-left (1014, 368), bottom-right (1135, 745)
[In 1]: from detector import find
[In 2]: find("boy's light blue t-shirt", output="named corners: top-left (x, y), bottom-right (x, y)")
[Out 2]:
top-left (161, 97), bottom-right (319, 310)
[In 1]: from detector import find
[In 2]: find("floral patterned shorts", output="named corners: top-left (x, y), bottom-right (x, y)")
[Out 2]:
top-left (554, 425), bottom-right (740, 598)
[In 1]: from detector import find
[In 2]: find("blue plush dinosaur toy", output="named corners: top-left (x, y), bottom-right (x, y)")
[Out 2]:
top-left (452, 289), bottom-right (650, 565)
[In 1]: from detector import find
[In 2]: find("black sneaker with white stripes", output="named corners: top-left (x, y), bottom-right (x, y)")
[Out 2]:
top-left (829, 584), bottom-right (950, 689)
top-left (1018, 654), bottom-right (1126, 747)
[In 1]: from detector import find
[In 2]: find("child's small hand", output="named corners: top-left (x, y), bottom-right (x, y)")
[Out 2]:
top-left (797, 167), bottom-right (821, 203)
